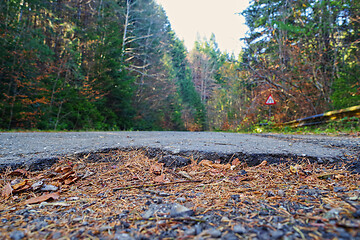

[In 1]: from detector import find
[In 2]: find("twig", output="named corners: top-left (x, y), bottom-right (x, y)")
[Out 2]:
top-left (113, 180), bottom-right (202, 192)
top-left (128, 216), bottom-right (206, 223)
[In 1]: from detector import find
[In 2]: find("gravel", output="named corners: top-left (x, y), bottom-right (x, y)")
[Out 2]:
top-left (0, 134), bottom-right (359, 239)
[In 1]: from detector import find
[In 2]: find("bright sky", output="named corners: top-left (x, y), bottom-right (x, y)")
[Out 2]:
top-left (156, 0), bottom-right (250, 56)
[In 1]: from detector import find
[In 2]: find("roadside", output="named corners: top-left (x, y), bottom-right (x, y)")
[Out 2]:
top-left (1, 149), bottom-right (359, 240)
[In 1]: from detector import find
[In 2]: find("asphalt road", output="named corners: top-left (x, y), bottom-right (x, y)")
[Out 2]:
top-left (0, 131), bottom-right (359, 170)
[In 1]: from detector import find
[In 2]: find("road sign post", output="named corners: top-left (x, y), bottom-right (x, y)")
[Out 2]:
top-left (265, 94), bottom-right (276, 120)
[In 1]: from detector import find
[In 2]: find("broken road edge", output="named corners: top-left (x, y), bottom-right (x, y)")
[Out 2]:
top-left (1, 147), bottom-right (359, 175)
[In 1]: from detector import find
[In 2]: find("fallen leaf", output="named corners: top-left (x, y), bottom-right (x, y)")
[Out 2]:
top-left (13, 185), bottom-right (31, 193)
top-left (178, 171), bottom-right (192, 180)
top-left (290, 164), bottom-right (303, 174)
top-left (25, 192), bottom-right (60, 205)
top-left (12, 180), bottom-right (28, 190)
top-left (1, 183), bottom-right (13, 199)
top-left (199, 160), bottom-right (231, 170)
top-left (64, 177), bottom-right (78, 185)
top-left (154, 174), bottom-right (167, 183)
top-left (199, 160), bottom-right (213, 167)
top-left (257, 160), bottom-right (268, 167)
top-left (209, 169), bottom-right (222, 175)
top-left (231, 158), bottom-right (241, 166)
top-left (317, 171), bottom-right (345, 179)
top-left (40, 184), bottom-right (59, 191)
top-left (53, 171), bottom-right (75, 181)
top-left (9, 169), bottom-right (28, 177)
top-left (150, 163), bottom-right (163, 175)
top-left (54, 166), bottom-right (72, 173)
top-left (82, 170), bottom-right (95, 179)
top-left (230, 176), bottom-right (254, 183)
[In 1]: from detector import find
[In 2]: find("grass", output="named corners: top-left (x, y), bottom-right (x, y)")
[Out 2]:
top-left (250, 117), bottom-right (359, 136)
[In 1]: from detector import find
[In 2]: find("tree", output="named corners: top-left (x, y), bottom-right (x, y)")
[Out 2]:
top-left (240, 0), bottom-right (360, 125)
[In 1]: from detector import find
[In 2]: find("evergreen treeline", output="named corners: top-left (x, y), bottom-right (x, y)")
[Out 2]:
top-left (190, 0), bottom-right (359, 131)
top-left (1, 0), bottom-right (359, 131)
top-left (0, 0), bottom-right (204, 130)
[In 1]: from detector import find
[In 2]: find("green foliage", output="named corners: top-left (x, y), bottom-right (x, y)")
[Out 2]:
top-left (0, 0), bottom-right (201, 131)
top-left (169, 34), bottom-right (206, 130)
top-left (1, 0), bottom-right (357, 133)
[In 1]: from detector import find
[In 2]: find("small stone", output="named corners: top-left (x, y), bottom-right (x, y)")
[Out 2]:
top-left (176, 197), bottom-right (186, 203)
top-left (323, 204), bottom-right (332, 210)
top-left (324, 208), bottom-right (341, 219)
top-left (221, 216), bottom-right (230, 222)
top-left (270, 230), bottom-right (284, 239)
top-left (158, 192), bottom-right (171, 197)
top-left (194, 224), bottom-right (202, 235)
top-left (40, 184), bottom-right (58, 191)
top-left (184, 227), bottom-right (196, 236)
top-left (31, 180), bottom-right (44, 190)
top-left (266, 191), bottom-right (275, 197)
top-left (72, 217), bottom-right (83, 222)
top-left (334, 187), bottom-right (346, 192)
top-left (278, 190), bottom-right (285, 197)
top-left (239, 170), bottom-right (247, 175)
top-left (231, 195), bottom-right (240, 201)
top-left (114, 233), bottom-right (134, 240)
top-left (170, 203), bottom-right (194, 217)
top-left (233, 224), bottom-right (246, 234)
top-left (10, 231), bottom-right (25, 240)
top-left (153, 198), bottom-right (163, 204)
top-left (317, 158), bottom-right (324, 164)
top-left (99, 225), bottom-right (112, 231)
top-left (35, 221), bottom-right (48, 231)
top-left (222, 233), bottom-right (238, 240)
top-left (352, 210), bottom-right (360, 218)
top-left (159, 155), bottom-right (191, 168)
top-left (205, 228), bottom-right (222, 238)
top-left (52, 232), bottom-right (62, 239)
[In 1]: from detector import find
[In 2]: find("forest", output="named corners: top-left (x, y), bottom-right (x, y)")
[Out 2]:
top-left (0, 0), bottom-right (359, 131)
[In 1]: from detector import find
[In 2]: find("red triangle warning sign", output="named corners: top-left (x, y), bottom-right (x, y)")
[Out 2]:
top-left (265, 94), bottom-right (276, 105)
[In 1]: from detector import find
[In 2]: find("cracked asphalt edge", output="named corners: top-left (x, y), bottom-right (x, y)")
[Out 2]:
top-left (0, 132), bottom-right (359, 172)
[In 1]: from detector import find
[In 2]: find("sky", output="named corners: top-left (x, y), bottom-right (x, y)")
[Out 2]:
top-left (155, 0), bottom-right (250, 56)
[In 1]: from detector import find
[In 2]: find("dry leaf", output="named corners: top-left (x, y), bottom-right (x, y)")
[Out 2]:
top-left (9, 169), bottom-right (28, 177)
top-left (54, 166), bottom-right (72, 173)
top-left (154, 174), bottom-right (167, 183)
top-left (1, 183), bottom-right (13, 199)
top-left (178, 171), bottom-right (192, 180)
top-left (199, 160), bottom-right (213, 167)
top-left (150, 163), bottom-right (163, 175)
top-left (231, 158), bottom-right (241, 166)
top-left (258, 160), bottom-right (268, 167)
top-left (290, 164), bottom-right (303, 174)
top-left (199, 160), bottom-right (231, 171)
top-left (12, 180), bottom-right (28, 190)
top-left (64, 177), bottom-right (78, 185)
top-left (25, 192), bottom-right (60, 205)
top-left (53, 171), bottom-right (75, 181)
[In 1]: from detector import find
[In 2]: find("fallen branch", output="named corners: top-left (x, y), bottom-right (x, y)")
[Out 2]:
top-left (113, 180), bottom-right (203, 192)
top-left (128, 216), bottom-right (206, 223)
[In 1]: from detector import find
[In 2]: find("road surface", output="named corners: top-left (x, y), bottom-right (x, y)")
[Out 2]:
top-left (0, 131), bottom-right (359, 170)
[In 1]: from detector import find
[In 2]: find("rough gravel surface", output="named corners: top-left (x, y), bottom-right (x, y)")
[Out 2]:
top-left (0, 132), bottom-right (359, 171)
